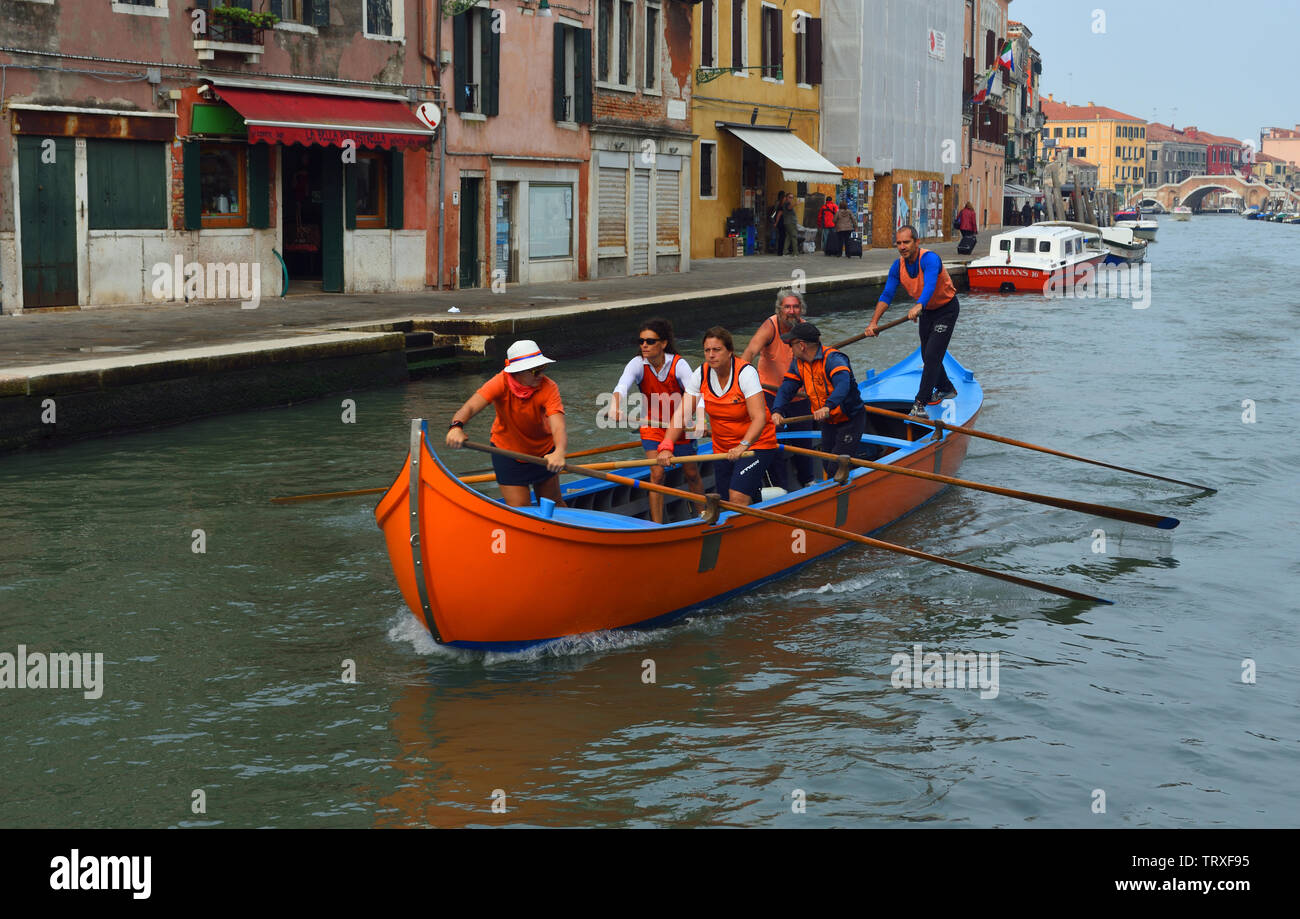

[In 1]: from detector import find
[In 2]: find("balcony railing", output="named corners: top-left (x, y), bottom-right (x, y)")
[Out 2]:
top-left (193, 19), bottom-right (268, 63)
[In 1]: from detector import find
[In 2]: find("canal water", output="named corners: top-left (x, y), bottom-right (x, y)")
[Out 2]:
top-left (2, 215), bottom-right (1296, 828)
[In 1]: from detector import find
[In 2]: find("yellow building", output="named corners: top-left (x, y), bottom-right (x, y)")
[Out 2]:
top-left (1041, 96), bottom-right (1147, 199)
top-left (690, 0), bottom-right (839, 259)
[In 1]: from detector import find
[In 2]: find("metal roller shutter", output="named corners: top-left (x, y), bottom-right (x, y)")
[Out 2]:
top-left (655, 169), bottom-right (679, 251)
top-left (631, 168), bottom-right (650, 275)
top-left (598, 167), bottom-right (627, 251)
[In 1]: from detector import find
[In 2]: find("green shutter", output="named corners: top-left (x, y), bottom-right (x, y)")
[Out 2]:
top-left (268, 0), bottom-right (283, 17)
top-left (553, 24), bottom-right (566, 122)
top-left (87, 140), bottom-right (166, 230)
top-left (184, 141), bottom-right (202, 230)
top-left (453, 14), bottom-right (469, 112)
top-left (344, 162), bottom-right (357, 230)
top-left (248, 143), bottom-right (269, 228)
top-left (576, 28), bottom-right (593, 123)
top-left (387, 149), bottom-right (404, 229)
top-left (484, 14), bottom-right (500, 116)
top-left (321, 154), bottom-right (344, 292)
top-left (311, 0), bottom-right (329, 28)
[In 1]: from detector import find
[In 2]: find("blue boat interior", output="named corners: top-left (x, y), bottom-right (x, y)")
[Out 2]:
top-left (436, 348), bottom-right (982, 529)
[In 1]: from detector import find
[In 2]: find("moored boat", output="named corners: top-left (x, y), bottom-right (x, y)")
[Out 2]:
top-left (1171, 206), bottom-right (1192, 221)
top-left (967, 225), bottom-right (1106, 292)
top-left (375, 350), bottom-right (982, 649)
top-left (1036, 221), bottom-right (1146, 265)
top-left (1113, 209), bottom-right (1158, 240)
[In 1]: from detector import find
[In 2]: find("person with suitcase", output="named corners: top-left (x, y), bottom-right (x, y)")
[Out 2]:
top-left (956, 202), bottom-right (978, 255)
top-left (834, 205), bottom-right (859, 257)
top-left (817, 197), bottom-right (839, 251)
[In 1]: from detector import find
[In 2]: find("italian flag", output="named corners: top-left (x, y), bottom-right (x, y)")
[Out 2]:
top-left (997, 41), bottom-right (1014, 73)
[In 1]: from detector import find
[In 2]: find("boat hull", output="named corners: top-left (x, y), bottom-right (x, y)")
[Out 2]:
top-left (968, 254), bottom-right (1104, 292)
top-left (376, 353), bottom-right (981, 649)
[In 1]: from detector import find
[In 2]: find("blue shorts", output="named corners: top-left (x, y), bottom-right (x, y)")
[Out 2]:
top-left (490, 445), bottom-right (557, 488)
top-left (643, 438), bottom-right (698, 455)
top-left (713, 448), bottom-right (780, 501)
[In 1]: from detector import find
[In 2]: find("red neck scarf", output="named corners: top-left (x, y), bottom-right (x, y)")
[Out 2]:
top-left (505, 371), bottom-right (540, 400)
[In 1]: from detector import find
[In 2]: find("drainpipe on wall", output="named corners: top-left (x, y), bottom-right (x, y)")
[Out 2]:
top-left (420, 0), bottom-right (446, 290)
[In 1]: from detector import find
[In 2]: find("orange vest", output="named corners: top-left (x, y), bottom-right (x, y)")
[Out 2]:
top-left (756, 316), bottom-right (795, 391)
top-left (638, 353), bottom-right (684, 443)
top-left (897, 249), bottom-right (957, 308)
top-left (787, 347), bottom-right (851, 424)
top-left (701, 358), bottom-right (779, 452)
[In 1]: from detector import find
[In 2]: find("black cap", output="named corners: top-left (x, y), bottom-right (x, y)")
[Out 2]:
top-left (780, 322), bottom-right (821, 344)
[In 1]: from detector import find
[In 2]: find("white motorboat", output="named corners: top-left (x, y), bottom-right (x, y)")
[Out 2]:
top-left (967, 225), bottom-right (1106, 292)
top-left (1038, 221), bottom-right (1147, 264)
top-left (1172, 207), bottom-right (1192, 221)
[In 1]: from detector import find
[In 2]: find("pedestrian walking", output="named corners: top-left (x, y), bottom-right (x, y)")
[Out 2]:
top-left (833, 204), bottom-right (858, 256)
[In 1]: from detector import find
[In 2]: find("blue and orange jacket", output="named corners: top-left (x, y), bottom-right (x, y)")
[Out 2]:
top-left (772, 346), bottom-right (863, 424)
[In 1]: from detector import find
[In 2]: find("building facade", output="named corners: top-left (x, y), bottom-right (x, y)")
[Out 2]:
top-left (1182, 127), bottom-right (1247, 179)
top-left (2, 0), bottom-right (437, 312)
top-left (955, 0), bottom-right (1009, 236)
top-left (1253, 151), bottom-right (1298, 191)
top-left (825, 0), bottom-right (963, 248)
top-left (690, 0), bottom-right (835, 259)
top-left (1144, 123), bottom-right (1206, 186)
top-left (1041, 97), bottom-right (1146, 200)
top-left (1003, 20), bottom-right (1042, 190)
top-left (1261, 125), bottom-right (1300, 168)
top-left (590, 0), bottom-right (695, 278)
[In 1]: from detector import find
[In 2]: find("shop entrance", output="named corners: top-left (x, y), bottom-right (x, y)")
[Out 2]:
top-left (282, 146), bottom-right (324, 286)
top-left (741, 144), bottom-right (769, 252)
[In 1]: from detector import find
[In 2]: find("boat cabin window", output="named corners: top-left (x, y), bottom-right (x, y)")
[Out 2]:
top-left (999, 239), bottom-right (1011, 251)
top-left (1014, 237), bottom-right (1036, 253)
top-left (1039, 240), bottom-right (1051, 252)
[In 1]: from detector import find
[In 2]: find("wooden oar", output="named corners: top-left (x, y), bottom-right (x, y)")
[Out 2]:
top-left (860, 405), bottom-right (1217, 493)
top-left (781, 443), bottom-right (1179, 530)
top-left (270, 438), bottom-right (644, 503)
top-left (464, 440), bottom-right (1112, 605)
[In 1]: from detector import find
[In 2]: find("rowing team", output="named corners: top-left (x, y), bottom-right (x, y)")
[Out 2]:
top-left (445, 228), bottom-right (962, 521)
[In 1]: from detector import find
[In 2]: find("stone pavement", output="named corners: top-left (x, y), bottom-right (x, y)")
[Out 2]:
top-left (0, 240), bottom-right (974, 370)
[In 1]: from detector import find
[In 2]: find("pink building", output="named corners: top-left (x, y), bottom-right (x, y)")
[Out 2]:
top-left (1, 1), bottom-right (438, 312)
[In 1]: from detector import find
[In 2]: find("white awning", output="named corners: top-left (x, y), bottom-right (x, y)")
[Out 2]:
top-left (1004, 183), bottom-right (1041, 198)
top-left (722, 126), bottom-right (844, 184)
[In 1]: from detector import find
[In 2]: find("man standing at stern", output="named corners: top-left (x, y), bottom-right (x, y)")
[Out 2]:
top-left (864, 225), bottom-right (960, 417)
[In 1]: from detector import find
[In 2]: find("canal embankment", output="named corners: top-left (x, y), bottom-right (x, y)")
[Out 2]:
top-left (0, 244), bottom-right (971, 452)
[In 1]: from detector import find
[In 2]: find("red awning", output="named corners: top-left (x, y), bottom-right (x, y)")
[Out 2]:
top-left (209, 86), bottom-right (434, 149)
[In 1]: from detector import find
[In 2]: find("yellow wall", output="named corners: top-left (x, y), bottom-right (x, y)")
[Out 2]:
top-left (691, 0), bottom-right (823, 259)
top-left (1046, 116), bottom-right (1147, 195)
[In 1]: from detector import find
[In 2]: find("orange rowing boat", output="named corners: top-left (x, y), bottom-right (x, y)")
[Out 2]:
top-left (375, 349), bottom-right (982, 650)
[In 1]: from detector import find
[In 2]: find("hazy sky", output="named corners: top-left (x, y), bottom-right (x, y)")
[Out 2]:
top-left (1010, 0), bottom-right (1296, 146)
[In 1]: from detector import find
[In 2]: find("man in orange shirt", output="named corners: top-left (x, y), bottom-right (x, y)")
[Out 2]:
top-left (446, 340), bottom-right (568, 508)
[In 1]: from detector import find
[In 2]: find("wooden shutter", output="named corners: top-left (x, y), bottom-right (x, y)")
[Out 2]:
top-left (87, 140), bottom-right (166, 230)
top-left (453, 14), bottom-right (469, 112)
top-left (553, 24), bottom-right (566, 122)
top-left (183, 141), bottom-right (202, 230)
top-left (484, 13), bottom-right (501, 116)
top-left (701, 1), bottom-right (713, 67)
top-left (248, 143), bottom-right (269, 228)
top-left (807, 17), bottom-right (822, 85)
top-left (268, 0), bottom-right (283, 17)
top-left (312, 0), bottom-right (330, 28)
top-left (387, 149), bottom-right (404, 228)
top-left (321, 154), bottom-right (344, 292)
top-left (576, 29), bottom-right (593, 123)
top-left (775, 11), bottom-right (783, 80)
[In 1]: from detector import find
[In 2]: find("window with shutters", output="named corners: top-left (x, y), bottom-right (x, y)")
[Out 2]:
top-left (556, 25), bottom-right (577, 122)
top-left (760, 4), bottom-right (781, 81)
top-left (111, 0), bottom-right (167, 17)
top-left (455, 7), bottom-right (500, 116)
top-left (597, 0), bottom-right (636, 89)
top-left (699, 140), bottom-right (717, 199)
top-left (199, 143), bottom-right (247, 227)
top-left (700, 0), bottom-right (717, 68)
top-left (354, 151), bottom-right (386, 228)
top-left (732, 0), bottom-right (747, 73)
top-left (87, 140), bottom-right (167, 229)
top-left (794, 12), bottom-right (807, 84)
top-left (265, 1), bottom-right (327, 28)
top-left (364, 0), bottom-right (396, 39)
top-left (645, 3), bottom-right (660, 91)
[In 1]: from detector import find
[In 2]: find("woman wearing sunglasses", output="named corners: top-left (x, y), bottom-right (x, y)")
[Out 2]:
top-left (608, 318), bottom-right (705, 523)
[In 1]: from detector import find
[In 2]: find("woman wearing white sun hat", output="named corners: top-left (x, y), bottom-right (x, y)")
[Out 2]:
top-left (446, 340), bottom-right (568, 508)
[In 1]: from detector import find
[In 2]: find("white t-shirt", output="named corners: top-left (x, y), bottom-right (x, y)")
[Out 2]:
top-left (685, 361), bottom-right (764, 400)
top-left (613, 353), bottom-right (695, 397)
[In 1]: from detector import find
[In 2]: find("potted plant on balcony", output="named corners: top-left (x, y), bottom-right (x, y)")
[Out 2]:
top-left (210, 4), bottom-right (280, 44)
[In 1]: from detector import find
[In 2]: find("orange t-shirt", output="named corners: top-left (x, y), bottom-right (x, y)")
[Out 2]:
top-left (475, 372), bottom-right (565, 457)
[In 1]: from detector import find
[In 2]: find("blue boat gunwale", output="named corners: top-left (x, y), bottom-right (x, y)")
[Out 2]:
top-left (424, 348), bottom-right (983, 536)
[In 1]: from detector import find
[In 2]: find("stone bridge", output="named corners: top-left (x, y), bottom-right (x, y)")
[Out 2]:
top-left (1130, 175), bottom-right (1300, 212)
